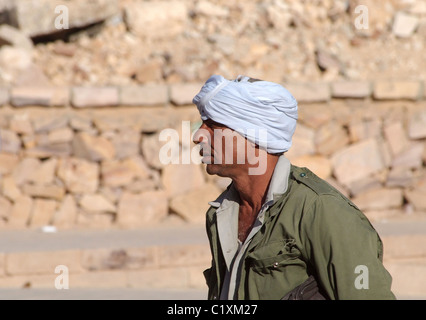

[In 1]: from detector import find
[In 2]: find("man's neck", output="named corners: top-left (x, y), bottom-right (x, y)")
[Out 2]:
top-left (231, 155), bottom-right (279, 242)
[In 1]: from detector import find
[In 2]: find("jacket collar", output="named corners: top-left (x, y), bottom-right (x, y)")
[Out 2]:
top-left (208, 155), bottom-right (291, 210)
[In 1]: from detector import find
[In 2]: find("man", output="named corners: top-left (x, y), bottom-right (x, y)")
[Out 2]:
top-left (191, 75), bottom-right (396, 300)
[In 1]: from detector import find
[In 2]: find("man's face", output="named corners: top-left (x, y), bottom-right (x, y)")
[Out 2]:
top-left (192, 119), bottom-right (249, 177)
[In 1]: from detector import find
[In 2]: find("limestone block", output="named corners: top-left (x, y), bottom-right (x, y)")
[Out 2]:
top-left (351, 188), bottom-right (403, 211)
top-left (161, 163), bottom-right (206, 198)
top-left (373, 81), bottom-right (421, 100)
top-left (22, 183), bottom-right (65, 201)
top-left (331, 139), bottom-right (385, 187)
top-left (169, 183), bottom-right (221, 224)
top-left (78, 193), bottom-right (116, 213)
top-left (290, 155), bottom-right (332, 180)
top-left (124, 1), bottom-right (187, 39)
top-left (51, 194), bottom-right (77, 228)
top-left (117, 191), bottom-right (168, 228)
top-left (8, 196), bottom-right (33, 228)
top-left (120, 85), bottom-right (168, 106)
top-left (392, 12), bottom-right (419, 38)
top-left (81, 247), bottom-right (158, 271)
top-left (57, 157), bottom-right (99, 194)
top-left (170, 83), bottom-right (204, 105)
top-left (28, 198), bottom-right (58, 227)
top-left (408, 109), bottom-right (426, 139)
top-left (73, 132), bottom-right (115, 161)
top-left (331, 81), bottom-right (371, 98)
top-left (5, 250), bottom-right (82, 275)
top-left (315, 121), bottom-right (350, 156)
top-left (72, 87), bottom-right (119, 108)
top-left (284, 83), bottom-right (330, 103)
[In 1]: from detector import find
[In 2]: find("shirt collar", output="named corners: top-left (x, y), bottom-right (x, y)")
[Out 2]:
top-left (208, 154), bottom-right (291, 209)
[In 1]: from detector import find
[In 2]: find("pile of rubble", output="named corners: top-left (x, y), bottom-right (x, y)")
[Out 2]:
top-left (0, 0), bottom-right (425, 87)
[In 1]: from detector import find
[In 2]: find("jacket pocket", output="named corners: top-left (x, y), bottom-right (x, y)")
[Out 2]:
top-left (246, 239), bottom-right (308, 299)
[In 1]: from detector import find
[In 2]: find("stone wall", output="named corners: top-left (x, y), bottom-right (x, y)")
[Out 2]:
top-left (0, 80), bottom-right (425, 230)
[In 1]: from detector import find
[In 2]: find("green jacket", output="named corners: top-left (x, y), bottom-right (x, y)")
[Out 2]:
top-left (204, 165), bottom-right (396, 300)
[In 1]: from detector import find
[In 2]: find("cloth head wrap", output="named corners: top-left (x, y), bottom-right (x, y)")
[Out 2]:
top-left (192, 75), bottom-right (298, 153)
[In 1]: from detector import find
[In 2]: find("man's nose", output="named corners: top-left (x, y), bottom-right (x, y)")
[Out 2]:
top-left (192, 124), bottom-right (209, 145)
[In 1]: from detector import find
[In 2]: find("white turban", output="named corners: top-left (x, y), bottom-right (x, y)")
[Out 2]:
top-left (192, 75), bottom-right (298, 153)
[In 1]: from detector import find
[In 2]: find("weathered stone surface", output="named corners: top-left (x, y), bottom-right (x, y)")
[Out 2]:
top-left (0, 24), bottom-right (33, 51)
top-left (170, 183), bottom-right (221, 224)
top-left (57, 157), bottom-right (99, 194)
top-left (8, 196), bottom-right (32, 228)
top-left (120, 85), bottom-right (168, 106)
top-left (32, 114), bottom-right (68, 133)
top-left (81, 247), bottom-right (158, 271)
top-left (348, 119), bottom-right (382, 143)
top-left (195, 1), bottom-right (229, 17)
top-left (315, 121), bottom-right (350, 156)
top-left (0, 153), bottom-right (18, 175)
top-left (404, 175), bottom-right (426, 210)
top-left (101, 159), bottom-right (136, 188)
top-left (392, 143), bottom-right (424, 169)
top-left (331, 139), bottom-right (385, 187)
top-left (141, 132), bottom-right (178, 169)
top-left (9, 113), bottom-right (33, 135)
top-left (79, 193), bottom-right (115, 213)
top-left (0, 87), bottom-right (8, 105)
top-left (408, 109), bottom-right (426, 139)
top-left (295, 104), bottom-right (333, 129)
top-left (352, 188), bottom-right (403, 211)
top-left (0, 47), bottom-right (32, 85)
top-left (72, 87), bottom-right (119, 108)
top-left (48, 127), bottom-right (73, 144)
top-left (124, 1), bottom-right (187, 39)
top-left (161, 163), bottom-right (205, 198)
top-left (117, 191), bottom-right (168, 228)
top-left (384, 121), bottom-right (410, 156)
top-left (73, 132), bottom-right (115, 161)
top-left (2, 175), bottom-right (22, 201)
top-left (346, 174), bottom-right (384, 197)
top-left (290, 155), bottom-right (332, 180)
top-left (76, 211), bottom-right (114, 229)
top-left (29, 198), bottom-right (57, 227)
top-left (284, 83), bottom-right (330, 103)
top-left (285, 124), bottom-right (315, 160)
top-left (22, 183), bottom-right (65, 201)
top-left (24, 143), bottom-right (71, 158)
top-left (386, 167), bottom-right (416, 188)
top-left (110, 129), bottom-right (140, 160)
top-left (101, 156), bottom-right (150, 188)
top-left (0, 195), bottom-right (12, 221)
top-left (331, 81), bottom-right (371, 98)
top-left (373, 81), bottom-right (421, 100)
top-left (30, 158), bottom-right (57, 185)
top-left (52, 194), bottom-right (77, 228)
top-left (5, 250), bottom-right (82, 275)
top-left (10, 87), bottom-right (69, 107)
top-left (170, 83), bottom-right (203, 105)
top-left (0, 129), bottom-right (21, 154)
top-left (392, 12), bottom-right (419, 38)
top-left (158, 244), bottom-right (211, 267)
top-left (14, 0), bottom-right (120, 38)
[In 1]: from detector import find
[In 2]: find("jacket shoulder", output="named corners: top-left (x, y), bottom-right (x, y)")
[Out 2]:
top-left (290, 165), bottom-right (360, 211)
top-left (291, 165), bottom-right (336, 196)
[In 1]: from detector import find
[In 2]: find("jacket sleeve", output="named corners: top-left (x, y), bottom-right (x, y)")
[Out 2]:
top-left (300, 194), bottom-right (396, 300)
